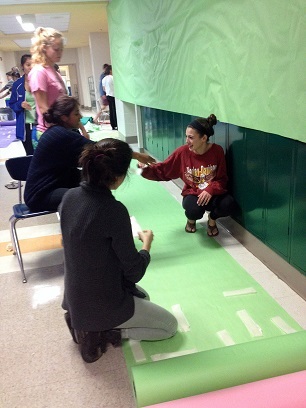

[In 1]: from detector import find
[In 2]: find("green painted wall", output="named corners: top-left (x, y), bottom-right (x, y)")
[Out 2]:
top-left (141, 106), bottom-right (306, 276)
top-left (108, 0), bottom-right (306, 142)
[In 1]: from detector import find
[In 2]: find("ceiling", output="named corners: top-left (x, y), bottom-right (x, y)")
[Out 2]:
top-left (0, 0), bottom-right (109, 52)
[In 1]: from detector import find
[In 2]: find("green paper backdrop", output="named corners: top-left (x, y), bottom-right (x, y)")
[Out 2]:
top-left (108, 0), bottom-right (306, 142)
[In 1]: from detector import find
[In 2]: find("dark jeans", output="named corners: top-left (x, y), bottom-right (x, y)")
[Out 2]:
top-left (107, 95), bottom-right (117, 129)
top-left (182, 193), bottom-right (235, 221)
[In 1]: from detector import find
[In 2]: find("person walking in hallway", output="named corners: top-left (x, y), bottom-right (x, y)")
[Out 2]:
top-left (102, 65), bottom-right (117, 130)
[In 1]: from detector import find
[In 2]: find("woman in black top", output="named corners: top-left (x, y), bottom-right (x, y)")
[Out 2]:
top-left (24, 95), bottom-right (156, 212)
top-left (60, 138), bottom-right (177, 363)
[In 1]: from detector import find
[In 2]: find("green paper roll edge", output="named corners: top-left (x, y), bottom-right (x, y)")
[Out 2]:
top-left (132, 331), bottom-right (306, 407)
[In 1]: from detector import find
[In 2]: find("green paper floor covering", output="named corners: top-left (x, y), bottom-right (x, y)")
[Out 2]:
top-left (115, 170), bottom-right (304, 407)
top-left (132, 332), bottom-right (306, 407)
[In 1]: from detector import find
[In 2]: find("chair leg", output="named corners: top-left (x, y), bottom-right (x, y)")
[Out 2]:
top-left (9, 216), bottom-right (27, 283)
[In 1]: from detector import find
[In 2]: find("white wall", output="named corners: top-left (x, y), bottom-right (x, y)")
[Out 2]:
top-left (89, 32), bottom-right (111, 103)
top-left (76, 46), bottom-right (93, 108)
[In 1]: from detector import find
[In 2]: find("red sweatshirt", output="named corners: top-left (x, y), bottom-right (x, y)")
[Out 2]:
top-left (141, 144), bottom-right (228, 197)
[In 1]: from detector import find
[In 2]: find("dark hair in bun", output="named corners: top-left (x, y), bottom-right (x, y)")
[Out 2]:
top-left (43, 95), bottom-right (79, 126)
top-left (79, 138), bottom-right (133, 188)
top-left (187, 114), bottom-right (217, 139)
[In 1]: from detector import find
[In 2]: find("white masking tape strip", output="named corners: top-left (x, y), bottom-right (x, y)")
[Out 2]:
top-left (171, 304), bottom-right (190, 332)
top-left (271, 316), bottom-right (297, 334)
top-left (217, 329), bottom-right (236, 346)
top-left (151, 348), bottom-right (197, 362)
top-left (130, 216), bottom-right (142, 237)
top-left (237, 309), bottom-right (263, 337)
top-left (223, 287), bottom-right (257, 297)
top-left (129, 339), bottom-right (147, 363)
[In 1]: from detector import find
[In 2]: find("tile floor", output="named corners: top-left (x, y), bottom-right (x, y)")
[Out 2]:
top-left (1, 122), bottom-right (306, 408)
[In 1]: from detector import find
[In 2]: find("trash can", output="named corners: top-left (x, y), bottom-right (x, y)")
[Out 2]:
top-left (0, 107), bottom-right (15, 121)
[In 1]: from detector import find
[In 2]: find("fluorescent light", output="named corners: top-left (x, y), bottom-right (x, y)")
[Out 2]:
top-left (16, 15), bottom-right (36, 32)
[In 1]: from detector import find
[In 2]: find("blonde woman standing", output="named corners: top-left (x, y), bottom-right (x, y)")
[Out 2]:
top-left (29, 27), bottom-right (89, 146)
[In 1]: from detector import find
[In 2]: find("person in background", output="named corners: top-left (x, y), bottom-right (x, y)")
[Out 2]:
top-left (24, 95), bottom-right (156, 212)
top-left (102, 64), bottom-right (117, 130)
top-left (12, 71), bottom-right (21, 79)
top-left (93, 63), bottom-right (109, 124)
top-left (9, 54), bottom-right (36, 155)
top-left (0, 71), bottom-right (15, 100)
top-left (141, 114), bottom-right (235, 236)
top-left (99, 63), bottom-right (109, 109)
top-left (60, 138), bottom-right (177, 363)
top-left (29, 26), bottom-right (89, 146)
top-left (11, 66), bottom-right (20, 75)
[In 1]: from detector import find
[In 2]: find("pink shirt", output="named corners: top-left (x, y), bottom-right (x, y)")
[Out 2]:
top-left (29, 64), bottom-right (67, 132)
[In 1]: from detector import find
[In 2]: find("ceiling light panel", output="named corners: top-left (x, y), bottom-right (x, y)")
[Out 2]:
top-left (36, 13), bottom-right (70, 32)
top-left (0, 13), bottom-right (70, 35)
top-left (0, 15), bottom-right (26, 34)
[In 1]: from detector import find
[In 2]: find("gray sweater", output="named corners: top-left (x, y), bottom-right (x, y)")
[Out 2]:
top-left (60, 181), bottom-right (150, 331)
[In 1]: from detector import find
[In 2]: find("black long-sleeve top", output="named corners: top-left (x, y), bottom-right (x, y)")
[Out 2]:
top-left (24, 125), bottom-right (92, 211)
top-left (60, 181), bottom-right (150, 331)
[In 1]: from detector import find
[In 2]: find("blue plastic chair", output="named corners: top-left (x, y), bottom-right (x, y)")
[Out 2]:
top-left (5, 155), bottom-right (56, 283)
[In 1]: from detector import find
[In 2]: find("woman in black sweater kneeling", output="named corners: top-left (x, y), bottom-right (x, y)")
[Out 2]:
top-left (60, 138), bottom-right (177, 363)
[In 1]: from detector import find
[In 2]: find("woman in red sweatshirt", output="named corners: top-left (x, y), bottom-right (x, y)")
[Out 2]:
top-left (141, 114), bottom-right (235, 236)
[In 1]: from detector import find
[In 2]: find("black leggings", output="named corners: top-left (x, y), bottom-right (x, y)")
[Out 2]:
top-left (182, 193), bottom-right (235, 221)
top-left (30, 169), bottom-right (81, 212)
top-left (38, 188), bottom-right (70, 212)
top-left (107, 95), bottom-right (117, 129)
top-left (23, 124), bottom-right (34, 156)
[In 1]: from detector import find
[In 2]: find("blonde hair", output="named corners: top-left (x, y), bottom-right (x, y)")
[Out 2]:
top-left (31, 27), bottom-right (64, 66)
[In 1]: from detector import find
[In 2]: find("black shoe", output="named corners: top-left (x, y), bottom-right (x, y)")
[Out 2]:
top-left (76, 331), bottom-right (107, 364)
top-left (64, 312), bottom-right (79, 344)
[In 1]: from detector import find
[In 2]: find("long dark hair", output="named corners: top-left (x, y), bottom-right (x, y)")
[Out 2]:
top-left (187, 114), bottom-right (217, 139)
top-left (80, 138), bottom-right (133, 188)
top-left (43, 95), bottom-right (79, 126)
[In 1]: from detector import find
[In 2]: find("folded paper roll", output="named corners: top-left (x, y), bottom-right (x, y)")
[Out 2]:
top-left (144, 370), bottom-right (306, 408)
top-left (132, 331), bottom-right (306, 407)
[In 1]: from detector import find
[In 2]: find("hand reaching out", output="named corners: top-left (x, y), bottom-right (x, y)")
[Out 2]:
top-left (133, 151), bottom-right (156, 166)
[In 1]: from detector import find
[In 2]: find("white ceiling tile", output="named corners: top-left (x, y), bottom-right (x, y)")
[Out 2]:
top-left (13, 38), bottom-right (32, 48)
